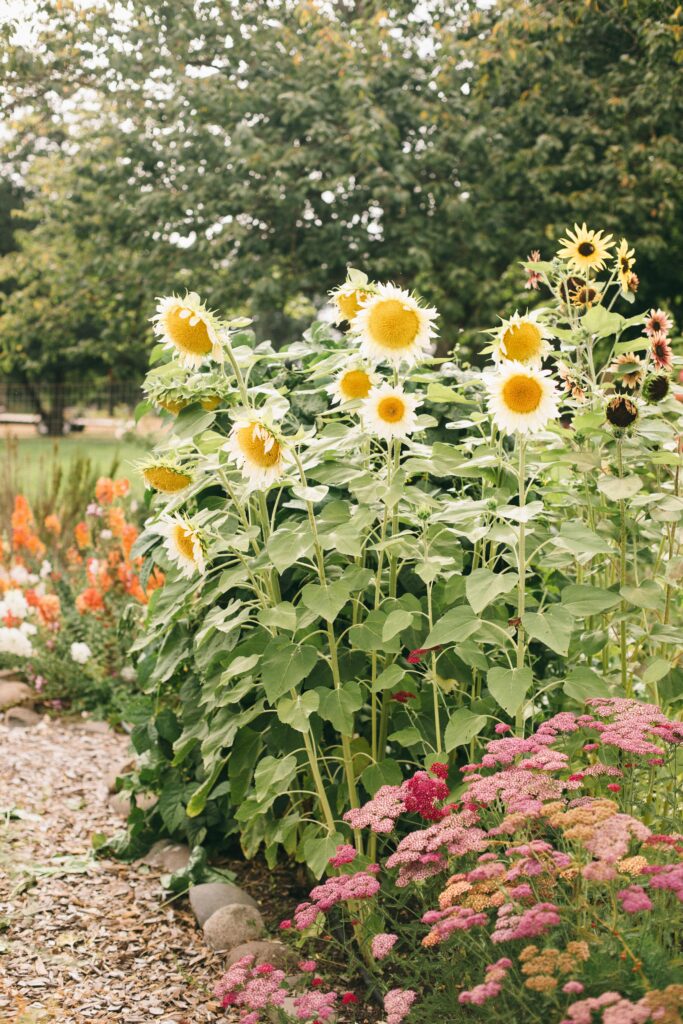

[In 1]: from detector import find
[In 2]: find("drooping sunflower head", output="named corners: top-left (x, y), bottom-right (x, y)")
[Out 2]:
top-left (605, 395), bottom-right (639, 430)
top-left (226, 416), bottom-right (287, 490)
top-left (642, 374), bottom-right (671, 404)
top-left (610, 352), bottom-right (644, 392)
top-left (557, 223), bottom-right (614, 272)
top-left (142, 462), bottom-right (193, 494)
top-left (352, 283), bottom-right (438, 367)
top-left (615, 239), bottom-right (636, 293)
top-left (328, 364), bottom-right (380, 406)
top-left (330, 281), bottom-right (372, 325)
top-left (157, 514), bottom-right (206, 578)
top-left (558, 276), bottom-right (602, 309)
top-left (492, 312), bottom-right (552, 366)
top-left (485, 362), bottom-right (560, 436)
top-left (152, 292), bottom-right (224, 368)
top-left (157, 397), bottom-right (189, 415)
top-left (361, 383), bottom-right (421, 441)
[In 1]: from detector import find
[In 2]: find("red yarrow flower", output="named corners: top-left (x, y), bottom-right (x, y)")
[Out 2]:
top-left (392, 691), bottom-right (417, 703)
top-left (607, 783), bottom-right (622, 792)
top-left (406, 645), bottom-right (441, 664)
top-left (341, 993), bottom-right (359, 1005)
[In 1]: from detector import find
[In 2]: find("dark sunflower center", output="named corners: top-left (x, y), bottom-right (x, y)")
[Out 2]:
top-left (578, 242), bottom-right (595, 257)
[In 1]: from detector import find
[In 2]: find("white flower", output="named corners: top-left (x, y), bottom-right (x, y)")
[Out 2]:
top-left (0, 589), bottom-right (29, 621)
top-left (327, 364), bottom-right (381, 406)
top-left (361, 384), bottom-right (421, 441)
top-left (351, 283), bottom-right (438, 367)
top-left (151, 291), bottom-right (224, 369)
top-left (225, 415), bottom-right (289, 491)
top-left (20, 622), bottom-right (37, 637)
top-left (100, 529), bottom-right (113, 540)
top-left (0, 627), bottom-right (33, 658)
top-left (156, 514), bottom-right (206, 578)
top-left (9, 565), bottom-right (29, 585)
top-left (485, 361), bottom-right (560, 435)
top-left (491, 310), bottom-right (553, 367)
top-left (70, 642), bottom-right (92, 664)
top-left (329, 279), bottom-right (371, 325)
top-left (40, 560), bottom-right (52, 578)
top-left (120, 666), bottom-right (137, 683)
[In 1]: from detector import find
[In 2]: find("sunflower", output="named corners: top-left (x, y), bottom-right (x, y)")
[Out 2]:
top-left (226, 416), bottom-right (288, 490)
top-left (610, 353), bottom-right (644, 392)
top-left (556, 361), bottom-right (586, 403)
top-left (557, 223), bottom-right (614, 272)
top-left (642, 374), bottom-right (670, 404)
top-left (152, 292), bottom-right (223, 368)
top-left (361, 384), bottom-right (421, 441)
top-left (327, 364), bottom-right (380, 406)
top-left (558, 276), bottom-right (602, 308)
top-left (605, 395), bottom-right (639, 430)
top-left (491, 311), bottom-right (552, 367)
top-left (352, 284), bottom-right (438, 367)
top-left (157, 515), bottom-right (206, 577)
top-left (157, 397), bottom-right (189, 415)
top-left (644, 308), bottom-right (674, 340)
top-left (142, 463), bottom-right (193, 494)
top-left (485, 362), bottom-right (559, 435)
top-left (615, 239), bottom-right (636, 293)
top-left (330, 281), bottom-right (371, 325)
top-left (651, 336), bottom-right (673, 372)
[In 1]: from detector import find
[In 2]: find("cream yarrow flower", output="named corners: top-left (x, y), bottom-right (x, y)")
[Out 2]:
top-left (361, 383), bottom-right (421, 441)
top-left (557, 223), bottom-right (614, 272)
top-left (226, 415), bottom-right (288, 490)
top-left (352, 283), bottom-right (438, 367)
top-left (157, 514), bottom-right (206, 578)
top-left (152, 292), bottom-right (223, 368)
top-left (328, 364), bottom-right (381, 406)
top-left (486, 362), bottom-right (560, 435)
top-left (491, 311), bottom-right (553, 367)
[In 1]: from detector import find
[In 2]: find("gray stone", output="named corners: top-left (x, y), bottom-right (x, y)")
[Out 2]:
top-left (4, 705), bottom-right (40, 727)
top-left (141, 839), bottom-right (191, 873)
top-left (106, 761), bottom-right (135, 794)
top-left (0, 681), bottom-right (34, 711)
top-left (189, 882), bottom-right (258, 927)
top-left (77, 719), bottom-right (111, 735)
top-left (202, 903), bottom-right (264, 952)
top-left (226, 940), bottom-right (298, 971)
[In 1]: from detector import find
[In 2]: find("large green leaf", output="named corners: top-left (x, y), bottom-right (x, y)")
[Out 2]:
top-left (563, 667), bottom-right (612, 703)
top-left (316, 682), bottom-right (363, 734)
top-left (466, 569), bottom-right (518, 615)
top-left (254, 754), bottom-right (299, 801)
top-left (267, 523), bottom-right (314, 572)
top-left (425, 606), bottom-right (481, 647)
top-left (561, 585), bottom-right (621, 617)
top-left (372, 664), bottom-right (405, 693)
top-left (597, 475), bottom-right (642, 501)
top-left (260, 639), bottom-right (318, 703)
top-left (522, 606), bottom-right (575, 656)
top-left (487, 667), bottom-right (533, 716)
top-left (382, 609), bottom-right (415, 641)
top-left (301, 579), bottom-right (353, 622)
top-left (276, 691), bottom-right (320, 732)
top-left (444, 708), bottom-right (487, 752)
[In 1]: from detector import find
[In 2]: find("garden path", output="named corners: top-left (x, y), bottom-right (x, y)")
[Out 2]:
top-left (0, 717), bottom-right (225, 1024)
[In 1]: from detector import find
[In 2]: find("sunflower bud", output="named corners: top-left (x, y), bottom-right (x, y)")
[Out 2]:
top-left (642, 374), bottom-right (670, 404)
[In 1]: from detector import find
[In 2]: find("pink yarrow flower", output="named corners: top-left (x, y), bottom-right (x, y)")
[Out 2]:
top-left (383, 988), bottom-right (416, 1024)
top-left (371, 932), bottom-right (398, 960)
top-left (617, 885), bottom-right (653, 913)
top-left (328, 844), bottom-right (357, 867)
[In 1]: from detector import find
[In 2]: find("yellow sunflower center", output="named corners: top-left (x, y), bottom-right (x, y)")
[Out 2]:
top-left (501, 322), bottom-right (543, 362)
top-left (578, 241), bottom-right (596, 257)
top-left (376, 396), bottom-right (407, 423)
top-left (337, 289), bottom-right (367, 322)
top-left (201, 395), bottom-right (221, 411)
top-left (237, 424), bottom-right (282, 468)
top-left (340, 369), bottom-right (372, 400)
top-left (165, 305), bottom-right (213, 356)
top-left (143, 466), bottom-right (192, 493)
top-left (173, 524), bottom-right (197, 561)
top-left (502, 374), bottom-right (543, 414)
top-left (158, 398), bottom-right (188, 415)
top-left (368, 299), bottom-right (420, 350)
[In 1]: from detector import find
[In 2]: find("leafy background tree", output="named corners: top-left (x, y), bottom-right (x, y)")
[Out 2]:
top-left (1, 0), bottom-right (682, 432)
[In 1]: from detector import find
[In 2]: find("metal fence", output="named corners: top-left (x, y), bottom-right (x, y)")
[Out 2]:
top-left (0, 381), bottom-right (143, 417)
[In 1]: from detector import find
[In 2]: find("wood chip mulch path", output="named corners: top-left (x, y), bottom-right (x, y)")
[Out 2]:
top-left (0, 717), bottom-right (226, 1024)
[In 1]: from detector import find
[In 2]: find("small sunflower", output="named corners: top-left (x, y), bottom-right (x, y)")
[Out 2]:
top-left (558, 276), bottom-right (602, 308)
top-left (557, 223), bottom-right (614, 272)
top-left (644, 308), bottom-right (674, 340)
top-left (330, 280), bottom-right (372, 325)
top-left (610, 353), bottom-right (644, 392)
top-left (152, 292), bottom-right (223, 368)
top-left (606, 395), bottom-right (639, 430)
top-left (491, 311), bottom-right (552, 367)
top-left (556, 361), bottom-right (587, 403)
top-left (327, 364), bottom-right (381, 406)
top-left (157, 397), bottom-right (189, 415)
top-left (157, 514), bottom-right (206, 577)
top-left (142, 463), bottom-right (193, 494)
top-left (361, 384), bottom-right (421, 441)
top-left (651, 336), bottom-right (674, 372)
top-left (226, 415), bottom-right (288, 490)
top-left (615, 239), bottom-right (636, 293)
top-left (642, 374), bottom-right (670, 404)
top-left (485, 362), bottom-right (559, 435)
top-left (352, 284), bottom-right (438, 367)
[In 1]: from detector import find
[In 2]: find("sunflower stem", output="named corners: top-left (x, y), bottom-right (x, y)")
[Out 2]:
top-left (515, 436), bottom-right (527, 736)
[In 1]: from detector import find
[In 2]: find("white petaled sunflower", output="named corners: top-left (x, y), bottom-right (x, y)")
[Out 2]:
top-left (352, 283), bottom-right (438, 367)
top-left (327, 364), bottom-right (381, 406)
top-left (142, 463), bottom-right (193, 494)
top-left (485, 362), bottom-right (560, 436)
top-left (152, 292), bottom-right (223, 368)
top-left (226, 416), bottom-right (288, 490)
top-left (491, 311), bottom-right (552, 367)
top-left (157, 515), bottom-right (206, 578)
top-left (330, 282), bottom-right (371, 325)
top-left (557, 223), bottom-right (614, 273)
top-left (361, 384), bottom-right (421, 441)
